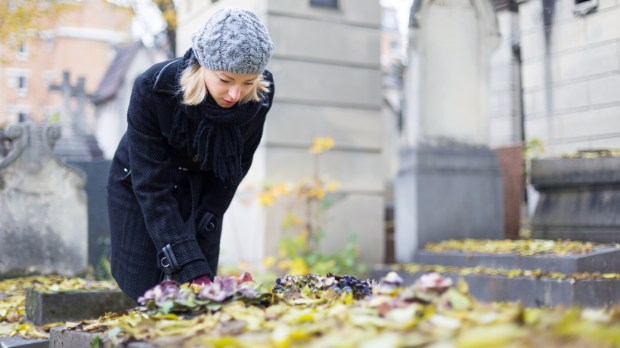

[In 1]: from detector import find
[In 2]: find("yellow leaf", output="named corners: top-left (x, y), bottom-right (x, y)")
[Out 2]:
top-left (273, 183), bottom-right (291, 196)
top-left (458, 278), bottom-right (469, 294)
top-left (211, 336), bottom-right (244, 348)
top-left (315, 188), bottom-right (325, 199)
top-left (277, 260), bottom-right (291, 271)
top-left (326, 181), bottom-right (339, 192)
top-left (309, 137), bottom-right (335, 154)
top-left (289, 258), bottom-right (310, 276)
top-left (457, 324), bottom-right (526, 348)
top-left (262, 256), bottom-right (277, 269)
top-left (259, 192), bottom-right (275, 206)
top-left (272, 325), bottom-right (292, 348)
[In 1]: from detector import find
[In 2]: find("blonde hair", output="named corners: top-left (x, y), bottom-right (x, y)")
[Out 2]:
top-left (180, 63), bottom-right (270, 106)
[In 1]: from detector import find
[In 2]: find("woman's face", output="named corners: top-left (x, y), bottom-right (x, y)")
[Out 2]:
top-left (203, 69), bottom-right (260, 108)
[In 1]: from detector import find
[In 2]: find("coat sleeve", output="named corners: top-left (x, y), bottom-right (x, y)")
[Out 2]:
top-left (126, 75), bottom-right (213, 283)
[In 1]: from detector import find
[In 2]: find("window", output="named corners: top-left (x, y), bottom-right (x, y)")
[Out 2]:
top-left (310, 0), bottom-right (338, 9)
top-left (17, 75), bottom-right (28, 97)
top-left (18, 113), bottom-right (28, 123)
top-left (16, 42), bottom-right (28, 60)
top-left (574, 0), bottom-right (597, 15)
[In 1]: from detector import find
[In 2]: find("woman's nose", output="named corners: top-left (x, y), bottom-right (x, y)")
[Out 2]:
top-left (228, 85), bottom-right (241, 101)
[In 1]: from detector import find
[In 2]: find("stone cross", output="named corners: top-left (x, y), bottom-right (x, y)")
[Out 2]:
top-left (48, 71), bottom-right (92, 136)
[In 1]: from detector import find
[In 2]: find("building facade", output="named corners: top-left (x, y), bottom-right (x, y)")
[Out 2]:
top-left (0, 0), bottom-right (132, 127)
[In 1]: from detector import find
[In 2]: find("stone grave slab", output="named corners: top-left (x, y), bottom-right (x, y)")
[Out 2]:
top-left (413, 247), bottom-right (620, 274)
top-left (49, 327), bottom-right (101, 348)
top-left (371, 266), bottom-right (620, 308)
top-left (530, 156), bottom-right (620, 243)
top-left (0, 336), bottom-right (48, 348)
top-left (25, 289), bottom-right (135, 326)
top-left (49, 327), bottom-right (152, 348)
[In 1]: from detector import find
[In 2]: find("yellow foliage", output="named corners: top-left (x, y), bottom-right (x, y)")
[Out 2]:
top-left (326, 181), bottom-right (339, 192)
top-left (259, 191), bottom-right (275, 206)
top-left (309, 137), bottom-right (335, 154)
top-left (425, 239), bottom-right (598, 256)
top-left (0, 0), bottom-right (76, 45)
top-left (277, 260), bottom-right (291, 271)
top-left (272, 183), bottom-right (291, 196)
top-left (262, 256), bottom-right (277, 269)
top-left (289, 258), bottom-right (310, 276)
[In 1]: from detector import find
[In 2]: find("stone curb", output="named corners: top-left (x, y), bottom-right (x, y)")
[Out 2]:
top-left (372, 265), bottom-right (620, 308)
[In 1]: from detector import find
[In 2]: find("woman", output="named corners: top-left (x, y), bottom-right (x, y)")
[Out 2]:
top-left (107, 8), bottom-right (274, 300)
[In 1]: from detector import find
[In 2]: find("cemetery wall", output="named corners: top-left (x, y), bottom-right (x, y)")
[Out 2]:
top-left (490, 0), bottom-right (620, 155)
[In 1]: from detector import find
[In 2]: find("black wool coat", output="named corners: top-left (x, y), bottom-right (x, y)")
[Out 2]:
top-left (107, 51), bottom-right (274, 300)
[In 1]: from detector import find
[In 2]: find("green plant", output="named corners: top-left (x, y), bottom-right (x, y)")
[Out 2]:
top-left (259, 137), bottom-right (366, 277)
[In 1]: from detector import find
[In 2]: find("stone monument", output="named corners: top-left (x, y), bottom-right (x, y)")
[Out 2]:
top-left (0, 124), bottom-right (87, 276)
top-left (49, 71), bottom-right (103, 161)
top-left (530, 153), bottom-right (620, 243)
top-left (395, 0), bottom-right (504, 262)
top-left (50, 71), bottom-right (111, 276)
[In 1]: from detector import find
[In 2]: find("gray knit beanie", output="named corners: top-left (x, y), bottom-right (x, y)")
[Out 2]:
top-left (191, 8), bottom-right (274, 75)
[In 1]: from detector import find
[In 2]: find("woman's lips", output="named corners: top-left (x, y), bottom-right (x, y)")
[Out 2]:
top-left (222, 99), bottom-right (235, 107)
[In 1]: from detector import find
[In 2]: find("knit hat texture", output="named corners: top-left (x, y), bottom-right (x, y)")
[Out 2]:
top-left (191, 8), bottom-right (274, 75)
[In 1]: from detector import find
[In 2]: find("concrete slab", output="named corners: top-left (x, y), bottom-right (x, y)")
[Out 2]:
top-left (25, 289), bottom-right (136, 326)
top-left (0, 336), bottom-right (48, 348)
top-left (372, 265), bottom-right (620, 308)
top-left (49, 327), bottom-right (152, 348)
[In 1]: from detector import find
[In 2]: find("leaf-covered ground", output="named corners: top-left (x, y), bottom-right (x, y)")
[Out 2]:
top-left (561, 149), bottom-right (620, 159)
top-left (61, 273), bottom-right (620, 347)
top-left (0, 276), bottom-right (117, 339)
top-left (424, 239), bottom-right (618, 256)
top-left (396, 264), bottom-right (620, 280)
top-left (2, 273), bottom-right (620, 347)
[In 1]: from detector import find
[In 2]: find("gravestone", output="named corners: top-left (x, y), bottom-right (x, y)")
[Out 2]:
top-left (25, 288), bottom-right (135, 325)
top-left (49, 71), bottom-right (103, 161)
top-left (530, 155), bottom-right (620, 243)
top-left (0, 124), bottom-right (87, 276)
top-left (395, 0), bottom-right (503, 261)
top-left (49, 71), bottom-right (111, 275)
top-left (0, 128), bottom-right (9, 158)
top-left (67, 160), bottom-right (111, 278)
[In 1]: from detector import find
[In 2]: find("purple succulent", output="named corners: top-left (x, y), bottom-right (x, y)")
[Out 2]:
top-left (198, 276), bottom-right (237, 302)
top-left (137, 280), bottom-right (180, 305)
top-left (237, 272), bottom-right (254, 284)
top-left (237, 283), bottom-right (258, 299)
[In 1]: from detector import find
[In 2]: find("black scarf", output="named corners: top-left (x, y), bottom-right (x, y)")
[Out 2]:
top-left (168, 54), bottom-right (263, 185)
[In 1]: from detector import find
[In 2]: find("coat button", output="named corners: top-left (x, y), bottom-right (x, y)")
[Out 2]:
top-left (192, 155), bottom-right (199, 162)
top-left (206, 221), bottom-right (216, 232)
